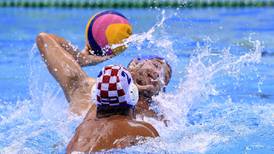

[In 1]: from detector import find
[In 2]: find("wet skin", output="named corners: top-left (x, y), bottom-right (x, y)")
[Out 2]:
top-left (36, 33), bottom-right (162, 152)
top-left (36, 33), bottom-right (171, 117)
top-left (66, 107), bottom-right (159, 153)
top-left (37, 33), bottom-right (91, 115)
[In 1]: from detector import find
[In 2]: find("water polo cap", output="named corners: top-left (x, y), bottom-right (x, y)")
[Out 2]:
top-left (91, 65), bottom-right (139, 108)
top-left (85, 10), bottom-right (132, 56)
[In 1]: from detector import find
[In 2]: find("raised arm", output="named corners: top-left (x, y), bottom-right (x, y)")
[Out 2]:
top-left (36, 32), bottom-right (88, 101)
top-left (46, 34), bottom-right (116, 67)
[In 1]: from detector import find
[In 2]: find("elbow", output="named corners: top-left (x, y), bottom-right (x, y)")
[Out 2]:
top-left (36, 32), bottom-right (51, 54)
top-left (36, 32), bottom-right (48, 44)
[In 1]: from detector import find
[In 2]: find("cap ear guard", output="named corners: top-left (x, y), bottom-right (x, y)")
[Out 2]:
top-left (128, 83), bottom-right (139, 106)
top-left (91, 84), bottom-right (98, 105)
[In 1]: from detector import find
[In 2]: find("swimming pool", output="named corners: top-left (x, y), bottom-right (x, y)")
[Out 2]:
top-left (0, 7), bottom-right (273, 153)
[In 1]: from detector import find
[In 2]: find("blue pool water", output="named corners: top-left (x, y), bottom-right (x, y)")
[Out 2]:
top-left (0, 7), bottom-right (274, 153)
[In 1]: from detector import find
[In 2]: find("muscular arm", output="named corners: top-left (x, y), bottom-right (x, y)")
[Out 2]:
top-left (36, 33), bottom-right (88, 100)
top-left (47, 34), bottom-right (116, 67)
top-left (36, 33), bottom-right (99, 115)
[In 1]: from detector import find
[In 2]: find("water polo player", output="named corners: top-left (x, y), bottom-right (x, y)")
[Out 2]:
top-left (36, 32), bottom-right (164, 151)
top-left (66, 65), bottom-right (159, 153)
top-left (36, 10), bottom-right (169, 152)
top-left (36, 10), bottom-right (172, 117)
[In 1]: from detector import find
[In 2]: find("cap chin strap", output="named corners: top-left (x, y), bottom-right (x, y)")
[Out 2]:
top-left (91, 83), bottom-right (139, 107)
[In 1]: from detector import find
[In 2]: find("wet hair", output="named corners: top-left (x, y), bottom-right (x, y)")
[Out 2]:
top-left (96, 105), bottom-right (133, 118)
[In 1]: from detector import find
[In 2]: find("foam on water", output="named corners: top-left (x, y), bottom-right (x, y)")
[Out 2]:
top-left (118, 37), bottom-right (274, 153)
top-left (0, 44), bottom-right (83, 153)
top-left (0, 9), bottom-right (274, 154)
top-left (113, 10), bottom-right (178, 63)
top-left (111, 11), bottom-right (273, 153)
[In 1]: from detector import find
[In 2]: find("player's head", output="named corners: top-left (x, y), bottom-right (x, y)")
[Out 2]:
top-left (128, 56), bottom-right (172, 98)
top-left (91, 65), bottom-right (138, 118)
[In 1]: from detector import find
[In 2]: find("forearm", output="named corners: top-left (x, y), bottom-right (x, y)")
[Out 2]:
top-left (36, 32), bottom-right (88, 99)
top-left (48, 34), bottom-right (111, 66)
top-left (47, 33), bottom-right (115, 67)
top-left (48, 34), bottom-right (81, 60)
top-left (77, 53), bottom-right (113, 67)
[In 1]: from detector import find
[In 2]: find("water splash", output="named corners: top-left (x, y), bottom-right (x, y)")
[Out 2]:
top-left (112, 10), bottom-right (166, 49)
top-left (154, 37), bottom-right (262, 122)
top-left (0, 44), bottom-right (82, 154)
top-left (0, 11), bottom-right (177, 154)
top-left (133, 38), bottom-right (274, 153)
top-left (112, 10), bottom-right (178, 63)
top-left (1, 9), bottom-right (274, 154)
top-left (106, 38), bottom-right (274, 153)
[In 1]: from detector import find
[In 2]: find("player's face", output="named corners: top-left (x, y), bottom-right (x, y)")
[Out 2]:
top-left (129, 59), bottom-right (171, 97)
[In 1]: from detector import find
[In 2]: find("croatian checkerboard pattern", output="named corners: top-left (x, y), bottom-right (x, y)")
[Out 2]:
top-left (95, 65), bottom-right (132, 107)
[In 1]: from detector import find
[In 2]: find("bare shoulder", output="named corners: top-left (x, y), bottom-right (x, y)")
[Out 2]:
top-left (109, 119), bottom-right (159, 149)
top-left (66, 116), bottom-right (159, 153)
top-left (120, 119), bottom-right (159, 137)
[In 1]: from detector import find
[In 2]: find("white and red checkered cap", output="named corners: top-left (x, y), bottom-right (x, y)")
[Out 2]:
top-left (93, 65), bottom-right (138, 108)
